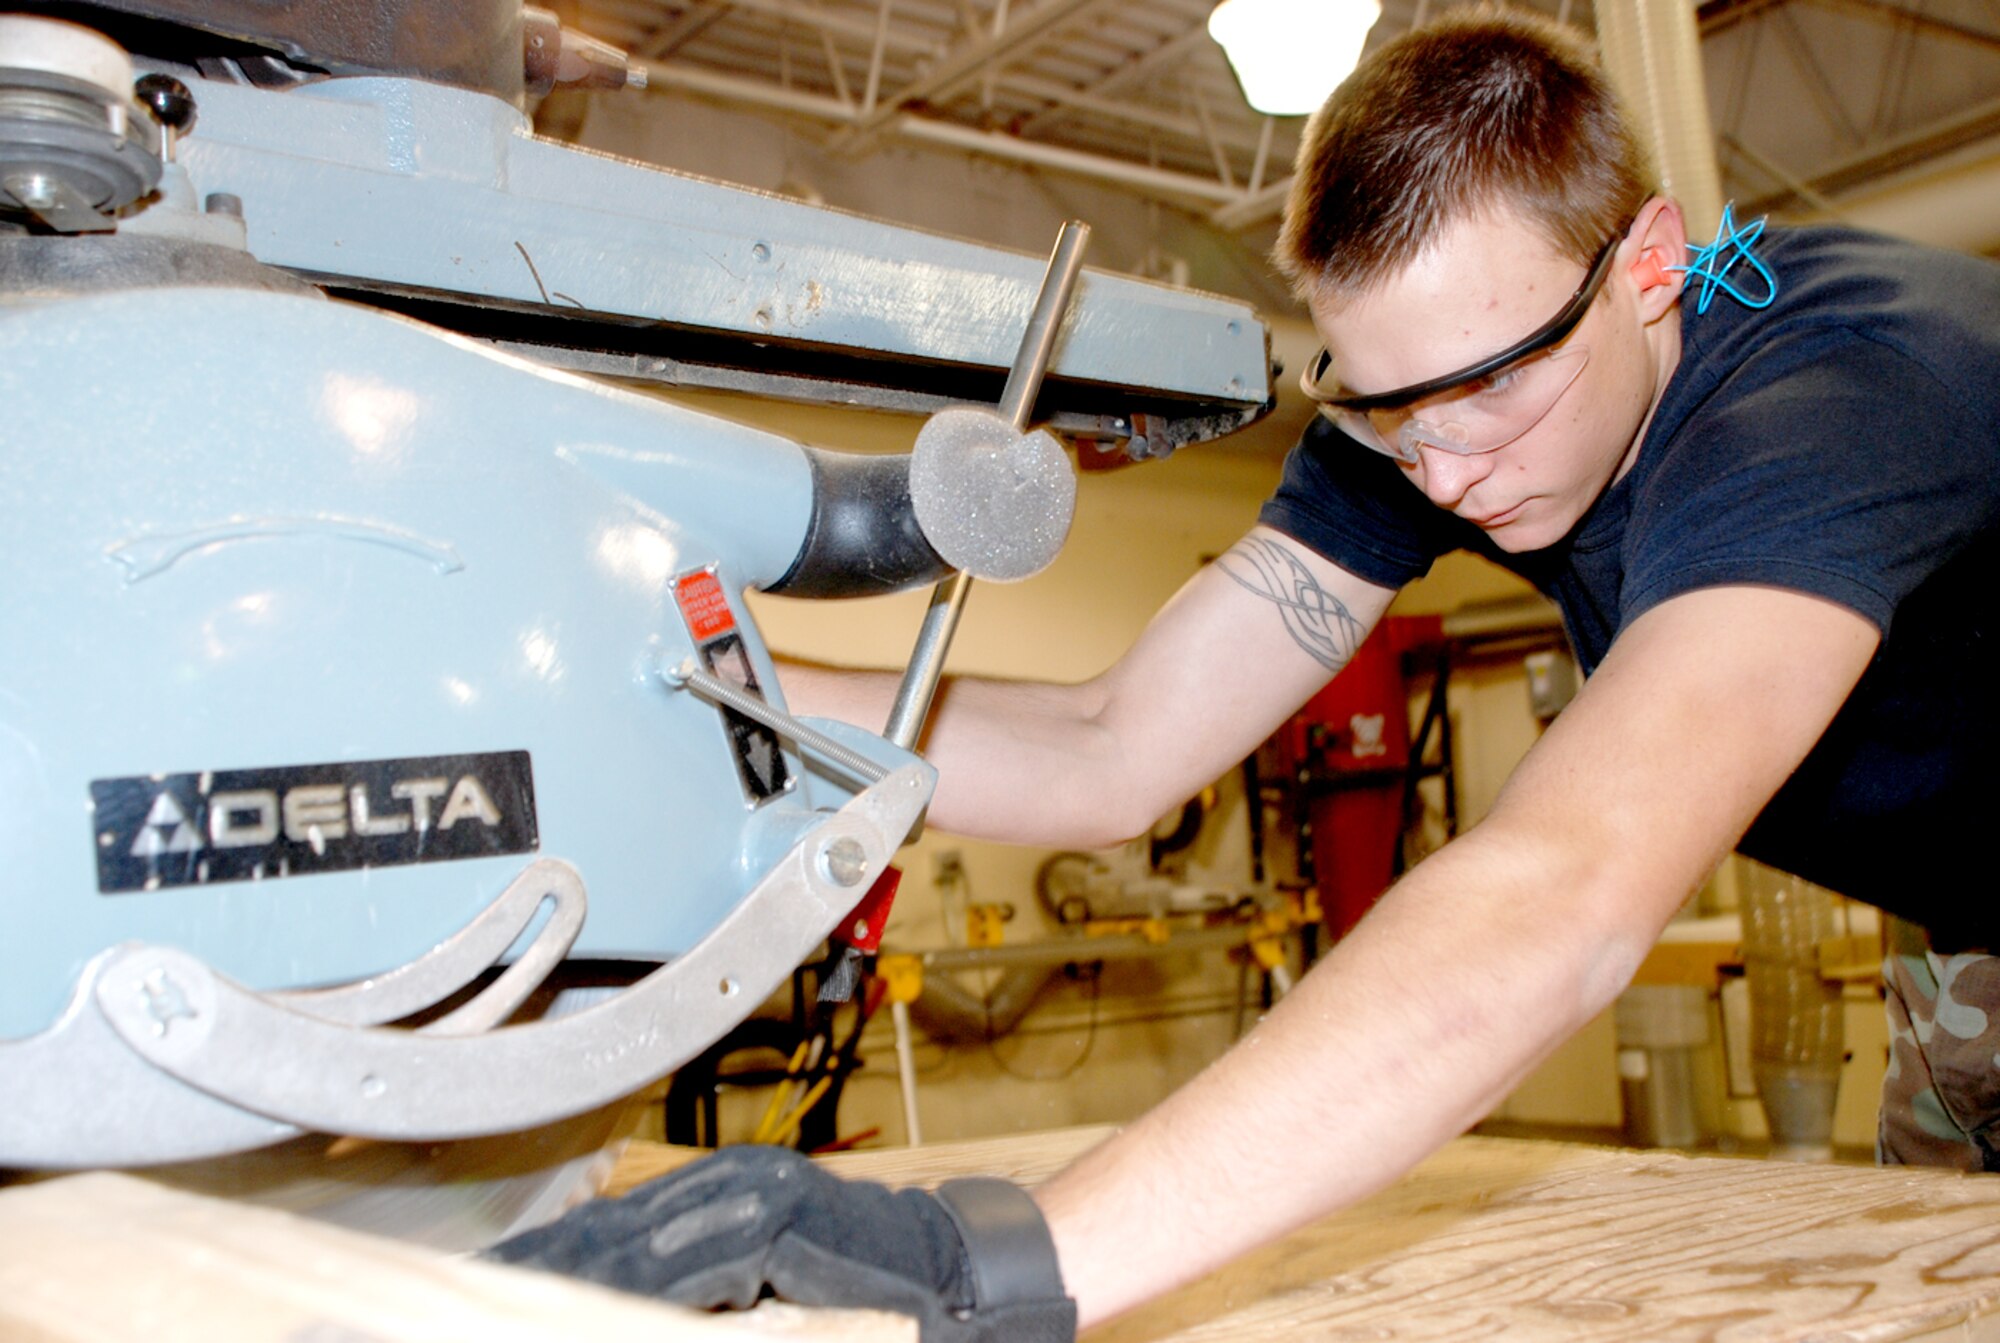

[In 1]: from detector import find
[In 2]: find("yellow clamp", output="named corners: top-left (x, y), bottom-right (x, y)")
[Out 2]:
top-left (1247, 936), bottom-right (1287, 972)
top-left (966, 902), bottom-right (1008, 948)
top-left (877, 953), bottom-right (924, 1005)
top-left (1085, 917), bottom-right (1172, 944)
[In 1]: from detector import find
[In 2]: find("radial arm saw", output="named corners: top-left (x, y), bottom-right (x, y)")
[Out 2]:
top-left (0, 2), bottom-right (1271, 1174)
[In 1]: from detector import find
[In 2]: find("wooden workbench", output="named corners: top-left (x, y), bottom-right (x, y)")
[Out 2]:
top-left (0, 1169), bottom-right (912, 1343)
top-left (621, 1126), bottom-right (2000, 1342)
top-left (7, 1127), bottom-right (1997, 1341)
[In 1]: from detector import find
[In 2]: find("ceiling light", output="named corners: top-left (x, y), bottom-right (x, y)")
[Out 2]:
top-left (1208, 0), bottom-right (1382, 117)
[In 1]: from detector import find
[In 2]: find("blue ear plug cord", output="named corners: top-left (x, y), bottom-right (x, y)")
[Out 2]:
top-left (1669, 202), bottom-right (1779, 314)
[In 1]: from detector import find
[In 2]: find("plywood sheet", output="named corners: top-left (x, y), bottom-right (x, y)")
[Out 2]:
top-left (619, 1129), bottom-right (2000, 1342)
top-left (0, 1171), bottom-right (914, 1343)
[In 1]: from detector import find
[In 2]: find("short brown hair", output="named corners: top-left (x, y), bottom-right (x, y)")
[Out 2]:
top-left (1274, 8), bottom-right (1655, 302)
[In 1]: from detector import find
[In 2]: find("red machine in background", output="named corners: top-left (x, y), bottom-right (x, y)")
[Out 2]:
top-left (1251, 598), bottom-right (1574, 948)
top-left (1258, 616), bottom-right (1450, 942)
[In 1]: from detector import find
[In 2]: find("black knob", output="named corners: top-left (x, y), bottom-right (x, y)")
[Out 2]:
top-left (135, 74), bottom-right (196, 133)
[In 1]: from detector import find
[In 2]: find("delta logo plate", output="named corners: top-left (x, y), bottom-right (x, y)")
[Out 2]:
top-left (90, 751), bottom-right (538, 894)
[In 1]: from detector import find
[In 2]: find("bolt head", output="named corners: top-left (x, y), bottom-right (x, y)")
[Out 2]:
top-left (820, 835), bottom-right (868, 887)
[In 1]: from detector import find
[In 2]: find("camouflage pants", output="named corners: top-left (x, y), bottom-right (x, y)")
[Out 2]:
top-left (1880, 944), bottom-right (2000, 1172)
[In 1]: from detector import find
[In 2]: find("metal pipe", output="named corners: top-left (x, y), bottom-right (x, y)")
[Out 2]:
top-left (891, 998), bottom-right (923, 1146)
top-left (881, 570), bottom-right (973, 751)
top-left (642, 64), bottom-right (1258, 212)
top-left (1207, 177), bottom-right (1291, 230)
top-left (862, 0), bottom-right (894, 116)
top-left (817, 21), bottom-right (853, 108)
top-left (1817, 0), bottom-right (2000, 54)
top-left (1248, 115), bottom-right (1275, 197)
top-left (892, 116), bottom-right (1244, 203)
top-left (1016, 23), bottom-right (1211, 137)
top-left (1004, 72), bottom-right (1276, 154)
top-left (906, 921), bottom-right (1268, 973)
top-left (643, 59), bottom-right (856, 120)
top-left (997, 219), bottom-right (1090, 431)
top-left (848, 0), bottom-right (1110, 135)
top-left (883, 220), bottom-right (1089, 751)
top-left (1438, 594), bottom-right (1564, 639)
top-left (705, 0), bottom-right (929, 53)
top-left (1190, 88), bottom-right (1235, 191)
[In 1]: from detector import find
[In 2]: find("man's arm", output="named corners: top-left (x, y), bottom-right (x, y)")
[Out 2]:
top-left (1034, 584), bottom-right (1880, 1326)
top-left (779, 525), bottom-right (1397, 847)
top-left (487, 530), bottom-right (1396, 1337)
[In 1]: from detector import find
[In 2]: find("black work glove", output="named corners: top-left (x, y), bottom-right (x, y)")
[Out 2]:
top-left (485, 1145), bottom-right (1075, 1343)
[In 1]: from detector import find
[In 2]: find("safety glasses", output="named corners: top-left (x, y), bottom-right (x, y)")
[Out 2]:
top-left (1300, 227), bottom-right (1626, 464)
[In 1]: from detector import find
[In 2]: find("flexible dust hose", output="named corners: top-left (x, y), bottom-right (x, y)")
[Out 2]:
top-left (763, 447), bottom-right (953, 598)
top-left (1596, 0), bottom-right (1724, 241)
top-left (1739, 861), bottom-right (1845, 1160)
top-left (908, 965), bottom-right (1063, 1044)
top-left (898, 922), bottom-right (1278, 1044)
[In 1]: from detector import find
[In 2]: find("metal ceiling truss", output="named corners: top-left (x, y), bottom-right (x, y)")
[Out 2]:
top-left (562, 0), bottom-right (2000, 237)
top-left (1699, 0), bottom-right (2000, 219)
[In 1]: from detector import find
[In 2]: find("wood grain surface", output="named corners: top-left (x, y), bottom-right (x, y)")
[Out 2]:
top-left (617, 1128), bottom-right (2000, 1342)
top-left (0, 1171), bottom-right (914, 1342)
top-left (16, 1128), bottom-right (1992, 1341)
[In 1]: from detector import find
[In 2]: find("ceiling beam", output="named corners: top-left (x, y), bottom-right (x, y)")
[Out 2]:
top-left (1016, 22), bottom-right (1214, 137)
top-left (1208, 176), bottom-right (1288, 230)
top-left (1002, 71), bottom-right (1275, 154)
top-left (836, 0), bottom-right (1119, 138)
top-left (638, 60), bottom-right (1268, 210)
top-left (1744, 91), bottom-right (2000, 204)
top-left (646, 53), bottom-right (858, 117)
top-left (635, 4), bottom-right (736, 59)
top-left (893, 114), bottom-right (1244, 201)
top-left (1808, 0), bottom-right (2000, 51)
top-left (1697, 0), bottom-right (1793, 38)
top-left (721, 0), bottom-right (939, 53)
top-left (1720, 131), bottom-right (1848, 214)
top-left (1770, 4), bottom-right (1866, 149)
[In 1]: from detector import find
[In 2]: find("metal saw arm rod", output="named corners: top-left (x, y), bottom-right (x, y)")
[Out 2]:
top-left (886, 220), bottom-right (1092, 751)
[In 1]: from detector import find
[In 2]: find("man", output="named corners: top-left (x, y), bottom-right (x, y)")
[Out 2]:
top-left (492, 10), bottom-right (2000, 1336)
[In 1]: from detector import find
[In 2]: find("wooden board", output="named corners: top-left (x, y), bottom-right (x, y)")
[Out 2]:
top-left (0, 1171), bottom-right (914, 1343)
top-left (16, 1129), bottom-right (1995, 1342)
top-left (618, 1129), bottom-right (2000, 1342)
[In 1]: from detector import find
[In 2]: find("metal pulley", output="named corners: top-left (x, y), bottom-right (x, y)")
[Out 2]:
top-left (0, 14), bottom-right (165, 231)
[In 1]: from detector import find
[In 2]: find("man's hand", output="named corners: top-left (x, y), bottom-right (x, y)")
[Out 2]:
top-left (486, 1145), bottom-right (1075, 1343)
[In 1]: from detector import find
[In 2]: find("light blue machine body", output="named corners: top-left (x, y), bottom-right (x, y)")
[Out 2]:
top-left (163, 74), bottom-right (1268, 406)
top-left (0, 18), bottom-right (1271, 1164)
top-left (0, 283), bottom-right (873, 1040)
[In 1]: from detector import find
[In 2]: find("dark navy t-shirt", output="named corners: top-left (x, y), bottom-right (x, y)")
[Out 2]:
top-left (1262, 226), bottom-right (2000, 943)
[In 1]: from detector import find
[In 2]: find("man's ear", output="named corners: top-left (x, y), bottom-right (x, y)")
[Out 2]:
top-left (1627, 197), bottom-right (1688, 321)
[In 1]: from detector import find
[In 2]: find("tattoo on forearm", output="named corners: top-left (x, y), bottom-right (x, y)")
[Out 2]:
top-left (1216, 536), bottom-right (1365, 673)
